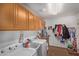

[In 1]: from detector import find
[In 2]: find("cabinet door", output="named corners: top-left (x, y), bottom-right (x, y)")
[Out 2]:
top-left (33, 16), bottom-right (38, 30)
top-left (0, 4), bottom-right (15, 30)
top-left (38, 18), bottom-right (42, 29)
top-left (39, 18), bottom-right (45, 29)
top-left (34, 16), bottom-right (45, 30)
top-left (28, 12), bottom-right (34, 30)
top-left (36, 17), bottom-right (41, 30)
top-left (14, 4), bottom-right (28, 30)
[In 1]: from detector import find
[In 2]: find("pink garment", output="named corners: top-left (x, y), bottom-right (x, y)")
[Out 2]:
top-left (57, 24), bottom-right (62, 36)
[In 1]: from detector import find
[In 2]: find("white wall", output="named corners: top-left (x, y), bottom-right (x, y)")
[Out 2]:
top-left (0, 31), bottom-right (20, 49)
top-left (45, 15), bottom-right (77, 48)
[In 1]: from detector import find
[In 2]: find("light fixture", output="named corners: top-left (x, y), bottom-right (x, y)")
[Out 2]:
top-left (47, 3), bottom-right (64, 15)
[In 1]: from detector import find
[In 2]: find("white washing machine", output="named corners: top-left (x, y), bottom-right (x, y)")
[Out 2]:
top-left (0, 43), bottom-right (37, 56)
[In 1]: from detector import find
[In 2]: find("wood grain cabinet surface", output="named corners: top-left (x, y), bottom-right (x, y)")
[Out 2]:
top-left (0, 4), bottom-right (15, 30)
top-left (14, 4), bottom-right (29, 30)
top-left (28, 12), bottom-right (34, 30)
top-left (0, 3), bottom-right (45, 31)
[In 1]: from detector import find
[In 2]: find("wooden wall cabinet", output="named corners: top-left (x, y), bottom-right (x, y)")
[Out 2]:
top-left (14, 4), bottom-right (29, 30)
top-left (28, 12), bottom-right (34, 30)
top-left (33, 16), bottom-right (45, 30)
top-left (0, 3), bottom-right (45, 31)
top-left (0, 4), bottom-right (15, 30)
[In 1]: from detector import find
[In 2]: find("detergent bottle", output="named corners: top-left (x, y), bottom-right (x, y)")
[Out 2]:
top-left (25, 39), bottom-right (30, 48)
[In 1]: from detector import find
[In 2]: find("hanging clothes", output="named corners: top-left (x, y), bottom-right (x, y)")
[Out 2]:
top-left (57, 24), bottom-right (62, 36)
top-left (72, 38), bottom-right (77, 52)
top-left (68, 27), bottom-right (76, 43)
top-left (60, 36), bottom-right (65, 43)
top-left (72, 28), bottom-right (76, 38)
top-left (53, 24), bottom-right (70, 42)
top-left (54, 24), bottom-right (62, 37)
top-left (54, 25), bottom-right (58, 37)
top-left (62, 25), bottom-right (70, 39)
top-left (55, 24), bottom-right (57, 30)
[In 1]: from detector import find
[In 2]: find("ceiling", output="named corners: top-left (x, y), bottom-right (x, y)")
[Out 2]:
top-left (22, 3), bottom-right (79, 19)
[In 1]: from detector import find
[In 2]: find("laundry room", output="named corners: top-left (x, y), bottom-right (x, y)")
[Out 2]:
top-left (0, 3), bottom-right (79, 56)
